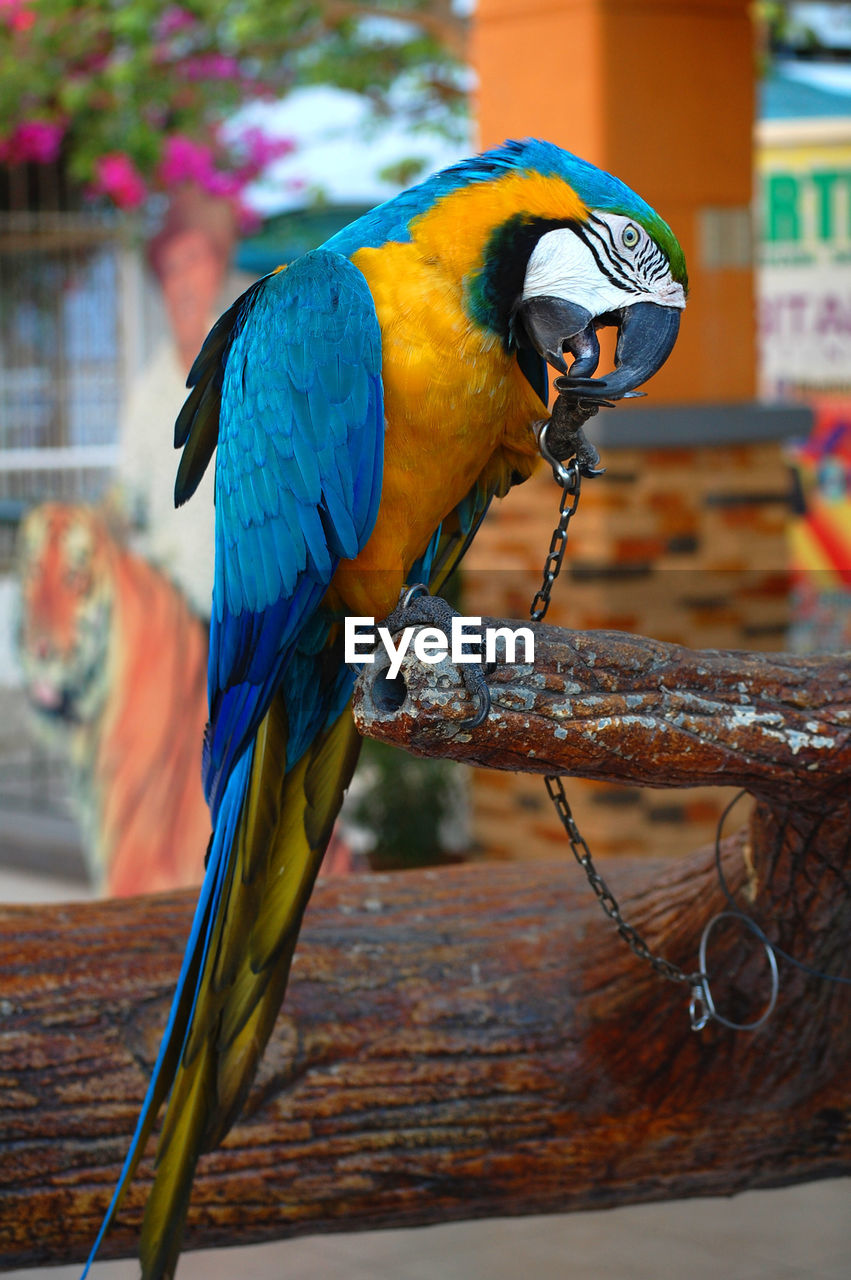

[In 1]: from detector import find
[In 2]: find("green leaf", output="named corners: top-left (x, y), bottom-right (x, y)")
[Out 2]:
top-left (0, 0), bottom-right (469, 211)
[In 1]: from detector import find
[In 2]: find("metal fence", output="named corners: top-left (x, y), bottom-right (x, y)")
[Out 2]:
top-left (0, 187), bottom-right (152, 879)
top-left (0, 210), bottom-right (133, 570)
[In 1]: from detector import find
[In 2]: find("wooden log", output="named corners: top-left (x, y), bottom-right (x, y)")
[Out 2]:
top-left (352, 622), bottom-right (851, 800)
top-left (2, 623), bottom-right (848, 1266)
top-left (1, 835), bottom-right (849, 1269)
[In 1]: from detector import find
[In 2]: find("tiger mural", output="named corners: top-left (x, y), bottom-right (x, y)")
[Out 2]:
top-left (15, 503), bottom-right (211, 896)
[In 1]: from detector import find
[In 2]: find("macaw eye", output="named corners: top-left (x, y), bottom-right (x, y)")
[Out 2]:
top-left (622, 224), bottom-right (640, 248)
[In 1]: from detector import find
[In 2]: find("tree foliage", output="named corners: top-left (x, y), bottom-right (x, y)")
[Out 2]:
top-left (0, 0), bottom-right (468, 215)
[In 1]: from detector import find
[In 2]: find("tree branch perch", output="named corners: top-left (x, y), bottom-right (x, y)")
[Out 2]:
top-left (352, 621), bottom-right (850, 799)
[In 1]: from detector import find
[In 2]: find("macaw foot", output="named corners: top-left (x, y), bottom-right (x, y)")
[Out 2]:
top-left (541, 376), bottom-right (608, 478)
top-left (382, 585), bottom-right (492, 729)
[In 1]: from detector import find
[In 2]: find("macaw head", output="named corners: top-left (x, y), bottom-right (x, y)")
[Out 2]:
top-left (458, 140), bottom-right (688, 404)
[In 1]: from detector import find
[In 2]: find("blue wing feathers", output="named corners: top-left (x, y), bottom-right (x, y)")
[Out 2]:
top-left (199, 250), bottom-right (383, 818)
top-left (291, 428), bottom-right (323, 505)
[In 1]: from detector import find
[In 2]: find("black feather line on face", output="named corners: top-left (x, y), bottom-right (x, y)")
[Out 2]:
top-left (573, 223), bottom-right (642, 295)
top-left (467, 213), bottom-right (583, 348)
top-left (585, 213), bottom-right (638, 275)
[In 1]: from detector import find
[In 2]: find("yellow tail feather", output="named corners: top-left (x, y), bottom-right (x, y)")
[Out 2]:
top-left (138, 697), bottom-right (360, 1279)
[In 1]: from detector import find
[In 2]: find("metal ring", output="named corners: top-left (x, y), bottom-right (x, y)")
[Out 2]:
top-left (695, 911), bottom-right (780, 1032)
top-left (537, 420), bottom-right (577, 490)
top-left (688, 984), bottom-right (712, 1032)
top-left (401, 582), bottom-right (429, 609)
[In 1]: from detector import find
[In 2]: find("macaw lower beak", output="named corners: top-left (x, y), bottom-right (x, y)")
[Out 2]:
top-left (513, 296), bottom-right (681, 402)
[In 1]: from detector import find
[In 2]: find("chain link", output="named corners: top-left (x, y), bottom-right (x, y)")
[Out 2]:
top-left (529, 423), bottom-right (581, 623)
top-left (529, 466), bottom-right (580, 623)
top-left (531, 437), bottom-right (698, 991)
top-left (544, 775), bottom-right (697, 986)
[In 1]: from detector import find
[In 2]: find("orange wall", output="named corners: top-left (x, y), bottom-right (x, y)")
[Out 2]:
top-left (472, 0), bottom-right (756, 403)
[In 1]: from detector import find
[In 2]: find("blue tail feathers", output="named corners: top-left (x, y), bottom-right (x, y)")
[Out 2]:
top-left (81, 749), bottom-right (253, 1278)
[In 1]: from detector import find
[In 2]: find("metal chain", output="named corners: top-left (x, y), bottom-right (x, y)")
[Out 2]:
top-left (529, 422), bottom-right (582, 624)
top-left (543, 775), bottom-right (697, 987)
top-left (531, 421), bottom-right (701, 996)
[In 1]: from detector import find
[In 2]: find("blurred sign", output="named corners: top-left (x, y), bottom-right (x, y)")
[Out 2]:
top-left (758, 128), bottom-right (851, 396)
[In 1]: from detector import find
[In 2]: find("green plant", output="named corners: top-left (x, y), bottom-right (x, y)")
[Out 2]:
top-left (350, 738), bottom-right (465, 870)
top-left (0, 0), bottom-right (468, 218)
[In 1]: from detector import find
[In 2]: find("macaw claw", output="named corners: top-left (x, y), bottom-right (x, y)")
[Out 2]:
top-left (383, 585), bottom-right (492, 729)
top-left (538, 380), bottom-right (607, 478)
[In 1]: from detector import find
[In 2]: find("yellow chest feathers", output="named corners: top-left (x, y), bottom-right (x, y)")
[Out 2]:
top-left (350, 168), bottom-right (584, 516)
top-left (328, 171), bottom-right (589, 615)
top-left (342, 242), bottom-right (540, 597)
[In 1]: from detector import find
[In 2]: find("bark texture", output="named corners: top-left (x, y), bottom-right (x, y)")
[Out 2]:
top-left (352, 622), bottom-right (850, 800)
top-left (1, 624), bottom-right (848, 1266)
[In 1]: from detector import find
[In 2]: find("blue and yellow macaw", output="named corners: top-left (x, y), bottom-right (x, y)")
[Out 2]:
top-left (85, 138), bottom-right (686, 1277)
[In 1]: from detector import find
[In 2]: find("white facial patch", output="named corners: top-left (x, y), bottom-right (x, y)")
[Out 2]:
top-left (522, 214), bottom-right (686, 317)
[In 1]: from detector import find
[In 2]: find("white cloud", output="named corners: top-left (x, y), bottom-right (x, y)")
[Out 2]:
top-left (230, 86), bottom-right (472, 215)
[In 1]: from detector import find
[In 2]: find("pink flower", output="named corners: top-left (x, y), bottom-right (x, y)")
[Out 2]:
top-left (202, 170), bottom-right (242, 198)
top-left (159, 134), bottom-right (217, 187)
top-left (0, 119), bottom-right (65, 164)
top-left (94, 152), bottom-right (148, 209)
top-left (0, 0), bottom-right (34, 32)
top-left (159, 133), bottom-right (247, 202)
top-left (181, 53), bottom-right (241, 82)
top-left (233, 126), bottom-right (295, 181)
top-left (156, 6), bottom-right (196, 38)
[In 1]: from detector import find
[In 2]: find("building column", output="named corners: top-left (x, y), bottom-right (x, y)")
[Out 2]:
top-left (472, 0), bottom-right (757, 403)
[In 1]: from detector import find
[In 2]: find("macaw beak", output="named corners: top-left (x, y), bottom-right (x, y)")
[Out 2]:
top-left (513, 296), bottom-right (681, 401)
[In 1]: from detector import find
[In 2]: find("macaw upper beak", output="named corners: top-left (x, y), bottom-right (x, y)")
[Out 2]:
top-left (513, 296), bottom-right (681, 402)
